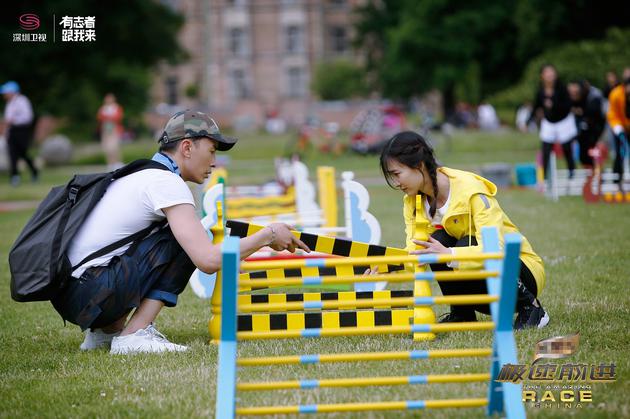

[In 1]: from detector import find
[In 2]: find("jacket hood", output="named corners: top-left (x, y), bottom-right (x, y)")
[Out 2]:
top-left (441, 167), bottom-right (496, 214)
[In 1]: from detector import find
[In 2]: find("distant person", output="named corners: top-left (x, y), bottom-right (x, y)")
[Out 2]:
top-left (603, 70), bottom-right (619, 100)
top-left (477, 102), bottom-right (500, 131)
top-left (1, 81), bottom-right (38, 187)
top-left (451, 102), bottom-right (476, 128)
top-left (568, 80), bottom-right (605, 167)
top-left (602, 71), bottom-right (620, 153)
top-left (606, 77), bottom-right (630, 188)
top-left (97, 93), bottom-right (124, 170)
top-left (529, 64), bottom-right (576, 179)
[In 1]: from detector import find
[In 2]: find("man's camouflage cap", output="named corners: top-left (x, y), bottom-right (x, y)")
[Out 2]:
top-left (158, 110), bottom-right (237, 151)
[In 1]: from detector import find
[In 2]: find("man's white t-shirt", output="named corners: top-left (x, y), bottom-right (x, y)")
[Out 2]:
top-left (68, 168), bottom-right (195, 278)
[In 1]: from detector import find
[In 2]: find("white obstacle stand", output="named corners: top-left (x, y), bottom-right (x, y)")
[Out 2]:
top-left (189, 170), bottom-right (383, 298)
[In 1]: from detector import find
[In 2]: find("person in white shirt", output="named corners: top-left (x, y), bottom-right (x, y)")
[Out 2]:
top-left (52, 110), bottom-right (310, 354)
top-left (1, 81), bottom-right (38, 186)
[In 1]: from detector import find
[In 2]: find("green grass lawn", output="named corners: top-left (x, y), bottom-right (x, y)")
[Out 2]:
top-left (1, 130), bottom-right (628, 418)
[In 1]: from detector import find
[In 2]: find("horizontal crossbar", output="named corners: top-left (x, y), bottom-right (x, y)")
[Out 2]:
top-left (237, 321), bottom-right (494, 340)
top-left (238, 294), bottom-right (499, 312)
top-left (241, 253), bottom-right (504, 271)
top-left (237, 373), bottom-right (490, 391)
top-left (237, 348), bottom-right (493, 366)
top-left (239, 270), bottom-right (499, 289)
top-left (236, 398), bottom-right (489, 415)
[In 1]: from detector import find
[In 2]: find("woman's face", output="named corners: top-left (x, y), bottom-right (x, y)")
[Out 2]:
top-left (385, 158), bottom-right (426, 196)
top-left (541, 66), bottom-right (557, 85)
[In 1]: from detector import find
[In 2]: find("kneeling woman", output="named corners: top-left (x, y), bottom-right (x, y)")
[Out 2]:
top-left (380, 131), bottom-right (549, 329)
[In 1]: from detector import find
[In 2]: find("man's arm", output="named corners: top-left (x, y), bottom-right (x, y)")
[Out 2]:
top-left (163, 203), bottom-right (309, 274)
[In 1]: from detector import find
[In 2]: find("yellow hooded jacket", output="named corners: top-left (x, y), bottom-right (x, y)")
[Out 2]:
top-left (403, 167), bottom-right (545, 293)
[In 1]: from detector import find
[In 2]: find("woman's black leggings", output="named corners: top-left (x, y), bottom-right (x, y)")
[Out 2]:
top-left (542, 141), bottom-right (575, 180)
top-left (429, 229), bottom-right (538, 316)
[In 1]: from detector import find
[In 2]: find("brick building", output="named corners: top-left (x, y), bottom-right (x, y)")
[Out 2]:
top-left (151, 0), bottom-right (363, 129)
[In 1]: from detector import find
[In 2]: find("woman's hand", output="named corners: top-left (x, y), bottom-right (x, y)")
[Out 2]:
top-left (363, 266), bottom-right (379, 275)
top-left (410, 237), bottom-right (451, 255)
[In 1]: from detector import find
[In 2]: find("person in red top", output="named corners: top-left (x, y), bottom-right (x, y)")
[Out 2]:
top-left (97, 93), bottom-right (124, 170)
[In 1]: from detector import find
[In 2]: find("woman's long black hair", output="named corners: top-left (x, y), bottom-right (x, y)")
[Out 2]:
top-left (379, 131), bottom-right (441, 217)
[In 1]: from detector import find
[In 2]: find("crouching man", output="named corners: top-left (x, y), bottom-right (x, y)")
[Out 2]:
top-left (52, 110), bottom-right (309, 354)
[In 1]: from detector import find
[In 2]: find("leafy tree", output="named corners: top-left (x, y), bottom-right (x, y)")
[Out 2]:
top-left (513, 0), bottom-right (630, 63)
top-left (353, 0), bottom-right (630, 114)
top-left (0, 0), bottom-right (184, 136)
top-left (311, 60), bottom-right (368, 100)
top-left (354, 0), bottom-right (517, 113)
top-left (490, 28), bottom-right (630, 113)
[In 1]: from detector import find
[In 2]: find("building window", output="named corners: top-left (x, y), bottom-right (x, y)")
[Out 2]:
top-left (330, 26), bottom-right (347, 53)
top-left (287, 67), bottom-right (306, 98)
top-left (285, 25), bottom-right (304, 54)
top-left (166, 76), bottom-right (178, 105)
top-left (229, 27), bottom-right (247, 56)
top-left (231, 69), bottom-right (250, 99)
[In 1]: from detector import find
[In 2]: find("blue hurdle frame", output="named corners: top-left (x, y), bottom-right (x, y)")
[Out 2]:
top-left (483, 227), bottom-right (525, 418)
top-left (215, 237), bottom-right (240, 419)
top-left (216, 227), bottom-right (525, 418)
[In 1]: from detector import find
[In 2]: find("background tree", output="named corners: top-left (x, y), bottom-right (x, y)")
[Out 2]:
top-left (354, 0), bottom-right (517, 115)
top-left (311, 60), bottom-right (368, 101)
top-left (353, 0), bottom-right (630, 116)
top-left (490, 27), bottom-right (630, 117)
top-left (0, 0), bottom-right (184, 138)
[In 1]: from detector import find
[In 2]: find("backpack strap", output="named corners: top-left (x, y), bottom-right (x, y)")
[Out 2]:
top-left (71, 159), bottom-right (172, 272)
top-left (112, 159), bottom-right (170, 179)
top-left (71, 219), bottom-right (167, 271)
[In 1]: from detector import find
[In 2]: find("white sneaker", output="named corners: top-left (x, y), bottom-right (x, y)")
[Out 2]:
top-left (80, 328), bottom-right (120, 351)
top-left (110, 324), bottom-right (188, 355)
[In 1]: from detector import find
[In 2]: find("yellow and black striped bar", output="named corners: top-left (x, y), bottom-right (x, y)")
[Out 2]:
top-left (237, 308), bottom-right (414, 332)
top-left (227, 220), bottom-right (407, 275)
top-left (227, 220), bottom-right (407, 259)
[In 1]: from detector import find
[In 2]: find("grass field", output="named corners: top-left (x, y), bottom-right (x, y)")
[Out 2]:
top-left (0, 129), bottom-right (628, 418)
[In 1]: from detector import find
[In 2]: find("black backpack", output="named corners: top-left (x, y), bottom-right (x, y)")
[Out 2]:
top-left (9, 159), bottom-right (170, 302)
